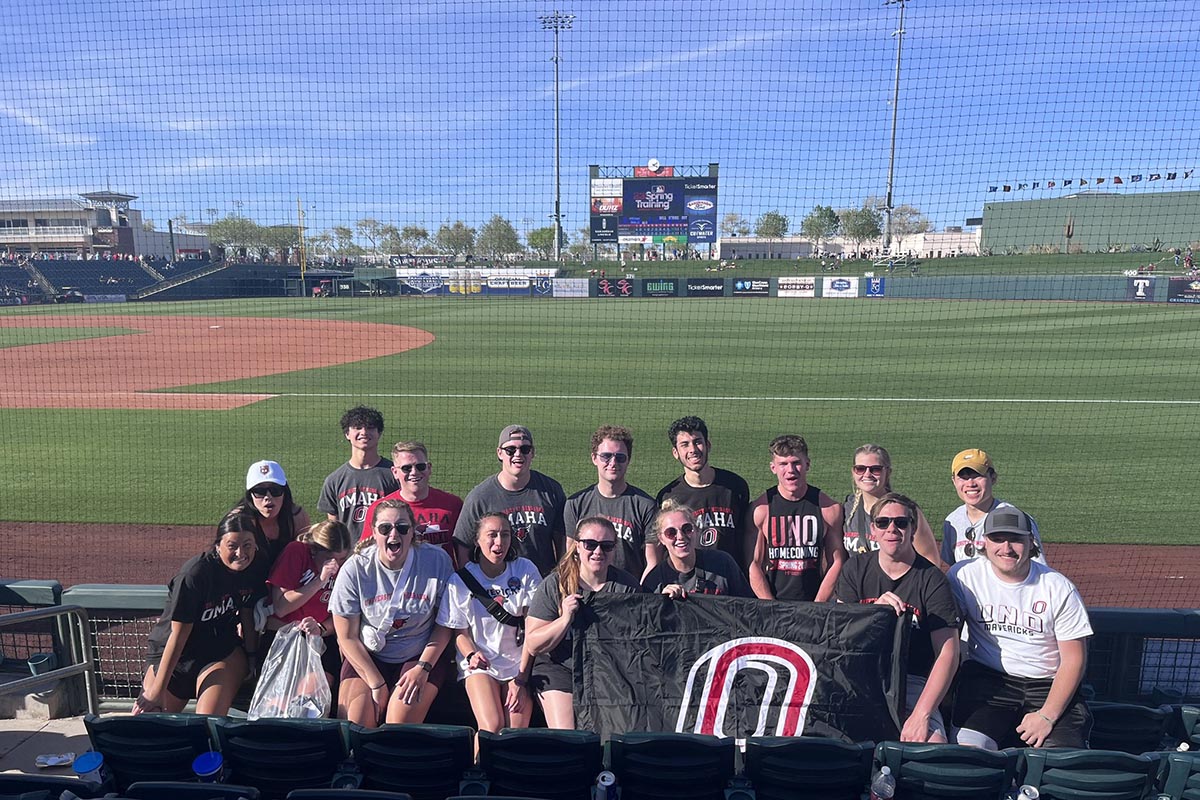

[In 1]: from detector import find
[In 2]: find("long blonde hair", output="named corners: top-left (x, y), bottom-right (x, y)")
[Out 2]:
top-left (554, 516), bottom-right (617, 600)
top-left (846, 443), bottom-right (894, 524)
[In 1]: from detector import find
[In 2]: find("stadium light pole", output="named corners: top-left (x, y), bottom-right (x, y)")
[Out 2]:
top-left (539, 10), bottom-right (574, 262)
top-left (883, 0), bottom-right (907, 255)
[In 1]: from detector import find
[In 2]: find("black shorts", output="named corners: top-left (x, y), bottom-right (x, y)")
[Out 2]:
top-left (340, 650), bottom-right (449, 692)
top-left (529, 655), bottom-right (573, 694)
top-left (951, 660), bottom-right (1092, 748)
top-left (146, 643), bottom-right (241, 702)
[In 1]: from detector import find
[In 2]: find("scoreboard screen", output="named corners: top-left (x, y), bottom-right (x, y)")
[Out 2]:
top-left (590, 173), bottom-right (718, 245)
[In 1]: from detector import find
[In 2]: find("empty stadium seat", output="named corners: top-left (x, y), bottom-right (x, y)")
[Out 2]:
top-left (1088, 702), bottom-right (1171, 752)
top-left (286, 791), bottom-right (412, 800)
top-left (348, 723), bottom-right (474, 800)
top-left (1159, 751), bottom-right (1200, 800)
top-left (476, 728), bottom-right (603, 800)
top-left (743, 737), bottom-right (874, 800)
top-left (0, 774), bottom-right (101, 800)
top-left (1020, 748), bottom-right (1160, 800)
top-left (1183, 707), bottom-right (1200, 749)
top-left (126, 781), bottom-right (260, 800)
top-left (212, 718), bottom-right (349, 800)
top-left (84, 712), bottom-right (216, 791)
top-left (874, 741), bottom-right (1020, 800)
top-left (606, 732), bottom-right (736, 800)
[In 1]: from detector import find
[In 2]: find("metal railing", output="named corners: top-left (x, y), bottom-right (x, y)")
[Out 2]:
top-left (0, 604), bottom-right (100, 715)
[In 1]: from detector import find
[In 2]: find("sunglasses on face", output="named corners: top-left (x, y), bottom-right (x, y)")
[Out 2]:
top-left (375, 522), bottom-right (411, 537)
top-left (957, 469), bottom-right (985, 481)
top-left (853, 464), bottom-right (886, 476)
top-left (872, 516), bottom-right (912, 531)
top-left (501, 445), bottom-right (533, 457)
top-left (596, 452), bottom-right (629, 464)
top-left (399, 462), bottom-right (429, 474)
top-left (250, 485), bottom-right (285, 498)
top-left (662, 523), bottom-right (696, 539)
top-left (578, 538), bottom-right (616, 553)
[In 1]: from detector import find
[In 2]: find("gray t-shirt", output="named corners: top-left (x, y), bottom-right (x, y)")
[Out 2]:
top-left (328, 543), bottom-right (451, 664)
top-left (453, 472), bottom-right (567, 576)
top-left (318, 459), bottom-right (399, 540)
top-left (527, 565), bottom-right (641, 665)
top-left (563, 484), bottom-right (658, 576)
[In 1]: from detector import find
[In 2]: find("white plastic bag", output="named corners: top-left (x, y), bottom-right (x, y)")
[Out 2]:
top-left (247, 622), bottom-right (331, 720)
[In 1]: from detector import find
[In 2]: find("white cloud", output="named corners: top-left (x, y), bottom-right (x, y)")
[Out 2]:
top-left (0, 103), bottom-right (96, 146)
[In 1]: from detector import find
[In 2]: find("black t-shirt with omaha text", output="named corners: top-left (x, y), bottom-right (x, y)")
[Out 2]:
top-left (147, 551), bottom-right (260, 665)
top-left (834, 552), bottom-right (963, 678)
top-left (641, 548), bottom-right (753, 597)
top-left (656, 468), bottom-right (751, 568)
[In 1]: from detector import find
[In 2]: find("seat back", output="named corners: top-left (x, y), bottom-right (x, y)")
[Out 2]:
top-left (606, 732), bottom-right (736, 800)
top-left (1160, 751), bottom-right (1200, 800)
top-left (84, 713), bottom-right (216, 791)
top-left (1021, 748), bottom-right (1159, 800)
top-left (1183, 707), bottom-right (1200, 749)
top-left (286, 791), bottom-right (413, 800)
top-left (743, 737), bottom-right (873, 800)
top-left (213, 719), bottom-right (349, 800)
top-left (349, 724), bottom-right (474, 800)
top-left (126, 781), bottom-right (261, 800)
top-left (0, 774), bottom-right (101, 799)
top-left (476, 728), bottom-right (602, 800)
top-left (875, 741), bottom-right (1019, 800)
top-left (1088, 702), bottom-right (1170, 753)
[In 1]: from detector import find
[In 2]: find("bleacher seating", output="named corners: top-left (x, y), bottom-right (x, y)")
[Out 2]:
top-left (212, 718), bottom-right (349, 800)
top-left (286, 791), bottom-right (412, 800)
top-left (606, 732), bottom-right (736, 800)
top-left (1088, 701), bottom-right (1171, 753)
top-left (0, 264), bottom-right (40, 297)
top-left (1159, 750), bottom-right (1200, 800)
top-left (348, 724), bottom-right (474, 800)
top-left (476, 728), bottom-right (602, 800)
top-left (0, 773), bottom-right (102, 799)
top-left (1182, 706), bottom-right (1200, 750)
top-left (84, 712), bottom-right (216, 791)
top-left (34, 259), bottom-right (157, 293)
top-left (1020, 748), bottom-right (1160, 800)
top-left (126, 782), bottom-right (260, 800)
top-left (742, 736), bottom-right (874, 800)
top-left (874, 741), bottom-right (1020, 800)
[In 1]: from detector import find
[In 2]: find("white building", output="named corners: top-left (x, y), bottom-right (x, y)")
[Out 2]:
top-left (718, 229), bottom-right (981, 260)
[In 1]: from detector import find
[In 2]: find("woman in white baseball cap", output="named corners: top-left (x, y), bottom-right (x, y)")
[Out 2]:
top-left (235, 459), bottom-right (312, 568)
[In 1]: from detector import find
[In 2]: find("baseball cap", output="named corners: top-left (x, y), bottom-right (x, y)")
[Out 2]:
top-left (951, 448), bottom-right (994, 477)
top-left (498, 425), bottom-right (534, 447)
top-left (246, 460), bottom-right (287, 489)
top-left (983, 508), bottom-right (1034, 538)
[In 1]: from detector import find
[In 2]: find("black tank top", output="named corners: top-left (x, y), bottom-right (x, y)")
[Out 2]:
top-left (764, 485), bottom-right (825, 601)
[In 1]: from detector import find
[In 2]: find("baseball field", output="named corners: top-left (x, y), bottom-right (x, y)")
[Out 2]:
top-left (1, 293), bottom-right (1197, 602)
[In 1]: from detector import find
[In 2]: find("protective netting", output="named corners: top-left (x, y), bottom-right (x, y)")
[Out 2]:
top-left (1, 1), bottom-right (1199, 608)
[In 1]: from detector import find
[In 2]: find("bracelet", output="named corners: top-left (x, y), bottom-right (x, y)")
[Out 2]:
top-left (1036, 711), bottom-right (1055, 725)
top-left (416, 660), bottom-right (433, 673)
top-left (369, 682), bottom-right (385, 691)
top-left (512, 676), bottom-right (528, 688)
top-left (465, 650), bottom-right (477, 662)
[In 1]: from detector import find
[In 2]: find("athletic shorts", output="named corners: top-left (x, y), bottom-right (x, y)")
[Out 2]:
top-left (530, 655), bottom-right (573, 694)
top-left (905, 674), bottom-right (947, 739)
top-left (146, 643), bottom-right (241, 702)
top-left (340, 650), bottom-right (449, 692)
top-left (951, 660), bottom-right (1091, 749)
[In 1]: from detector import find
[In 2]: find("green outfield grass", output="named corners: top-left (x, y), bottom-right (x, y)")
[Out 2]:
top-left (2, 295), bottom-right (1198, 545)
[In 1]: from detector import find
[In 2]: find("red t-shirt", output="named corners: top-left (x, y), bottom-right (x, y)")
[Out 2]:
top-left (266, 541), bottom-right (334, 626)
top-left (360, 487), bottom-right (464, 566)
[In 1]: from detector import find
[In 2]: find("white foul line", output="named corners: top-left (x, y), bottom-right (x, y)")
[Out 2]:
top-left (261, 393), bottom-right (1200, 405)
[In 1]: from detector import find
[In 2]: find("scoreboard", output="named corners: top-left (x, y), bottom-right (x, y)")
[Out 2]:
top-left (589, 171), bottom-right (718, 245)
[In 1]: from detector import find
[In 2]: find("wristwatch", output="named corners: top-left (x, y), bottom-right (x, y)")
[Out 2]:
top-left (417, 660), bottom-right (433, 673)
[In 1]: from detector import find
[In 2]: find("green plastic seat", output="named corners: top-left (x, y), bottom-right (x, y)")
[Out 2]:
top-left (1088, 702), bottom-right (1170, 753)
top-left (606, 732), bottom-right (736, 800)
top-left (349, 723), bottom-right (474, 800)
top-left (875, 741), bottom-right (1019, 800)
top-left (743, 737), bottom-right (873, 800)
top-left (476, 728), bottom-right (602, 800)
top-left (212, 718), bottom-right (349, 800)
top-left (1159, 751), bottom-right (1200, 800)
top-left (1020, 748), bottom-right (1159, 800)
top-left (84, 712), bottom-right (216, 791)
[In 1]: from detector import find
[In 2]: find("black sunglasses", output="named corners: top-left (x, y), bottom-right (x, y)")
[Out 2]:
top-left (501, 445), bottom-right (533, 456)
top-left (596, 452), bottom-right (629, 464)
top-left (250, 485), bottom-right (285, 498)
top-left (872, 516), bottom-right (912, 531)
top-left (662, 523), bottom-right (696, 539)
top-left (399, 462), bottom-right (429, 474)
top-left (853, 464), bottom-right (885, 476)
top-left (963, 526), bottom-right (978, 557)
top-left (375, 522), bottom-right (411, 537)
top-left (578, 538), bottom-right (616, 553)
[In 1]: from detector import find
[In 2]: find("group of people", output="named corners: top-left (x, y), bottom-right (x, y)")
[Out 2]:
top-left (135, 408), bottom-right (1092, 752)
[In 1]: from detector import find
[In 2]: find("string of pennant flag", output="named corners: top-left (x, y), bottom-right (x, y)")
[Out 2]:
top-left (988, 170), bottom-right (1195, 193)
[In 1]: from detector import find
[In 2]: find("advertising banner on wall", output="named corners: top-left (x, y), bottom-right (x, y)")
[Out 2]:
top-left (591, 178), bottom-right (622, 197)
top-left (595, 277), bottom-right (637, 297)
top-left (532, 276), bottom-right (553, 297)
top-left (778, 277), bottom-right (816, 298)
top-left (485, 277), bottom-right (531, 296)
top-left (1126, 276), bottom-right (1156, 301)
top-left (399, 273), bottom-right (447, 295)
top-left (641, 278), bottom-right (679, 297)
top-left (553, 278), bottom-right (589, 298)
top-left (686, 278), bottom-right (725, 297)
top-left (822, 276), bottom-right (859, 298)
top-left (864, 277), bottom-right (886, 297)
top-left (732, 278), bottom-right (770, 297)
top-left (1167, 277), bottom-right (1200, 304)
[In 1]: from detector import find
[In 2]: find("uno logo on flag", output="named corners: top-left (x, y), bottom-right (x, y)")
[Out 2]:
top-left (675, 637), bottom-right (816, 738)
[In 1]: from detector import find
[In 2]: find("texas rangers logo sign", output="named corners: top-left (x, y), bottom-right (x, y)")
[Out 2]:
top-left (675, 637), bottom-right (816, 738)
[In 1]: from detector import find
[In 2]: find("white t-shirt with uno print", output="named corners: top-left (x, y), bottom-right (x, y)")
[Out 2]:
top-left (329, 543), bottom-right (452, 664)
top-left (438, 557), bottom-right (542, 681)
top-left (949, 557), bottom-right (1092, 679)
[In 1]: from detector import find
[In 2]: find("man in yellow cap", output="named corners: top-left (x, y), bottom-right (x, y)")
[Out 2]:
top-left (940, 448), bottom-right (1046, 567)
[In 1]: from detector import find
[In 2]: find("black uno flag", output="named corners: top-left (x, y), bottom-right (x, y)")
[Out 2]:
top-left (574, 594), bottom-right (905, 742)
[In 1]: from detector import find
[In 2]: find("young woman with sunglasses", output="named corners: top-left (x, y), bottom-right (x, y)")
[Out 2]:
top-left (524, 516), bottom-right (641, 729)
top-left (642, 501), bottom-right (753, 598)
top-left (135, 511), bottom-right (262, 716)
top-left (265, 519), bottom-right (354, 694)
top-left (236, 460), bottom-right (311, 568)
top-left (842, 444), bottom-right (944, 568)
top-left (440, 513), bottom-right (541, 735)
top-left (329, 498), bottom-right (453, 727)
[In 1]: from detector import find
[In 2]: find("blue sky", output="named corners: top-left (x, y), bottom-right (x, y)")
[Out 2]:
top-left (2, 0), bottom-right (1197, 237)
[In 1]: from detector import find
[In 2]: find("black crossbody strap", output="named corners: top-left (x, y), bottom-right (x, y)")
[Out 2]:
top-left (456, 567), bottom-right (524, 628)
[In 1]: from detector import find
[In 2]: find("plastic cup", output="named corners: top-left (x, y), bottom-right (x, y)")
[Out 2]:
top-left (72, 751), bottom-right (105, 784)
top-left (192, 751), bottom-right (224, 783)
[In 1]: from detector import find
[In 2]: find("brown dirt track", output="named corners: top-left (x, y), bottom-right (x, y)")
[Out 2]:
top-left (0, 314), bottom-right (434, 409)
top-left (1, 522), bottom-right (1195, 608)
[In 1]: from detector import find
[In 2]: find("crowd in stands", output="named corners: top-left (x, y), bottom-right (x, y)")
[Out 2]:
top-left (137, 408), bottom-right (1092, 752)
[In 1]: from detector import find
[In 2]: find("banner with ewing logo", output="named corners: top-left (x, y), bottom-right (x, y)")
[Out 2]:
top-left (574, 594), bottom-right (904, 742)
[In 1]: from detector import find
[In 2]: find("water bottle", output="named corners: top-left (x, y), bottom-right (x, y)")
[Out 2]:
top-left (869, 765), bottom-right (896, 800)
